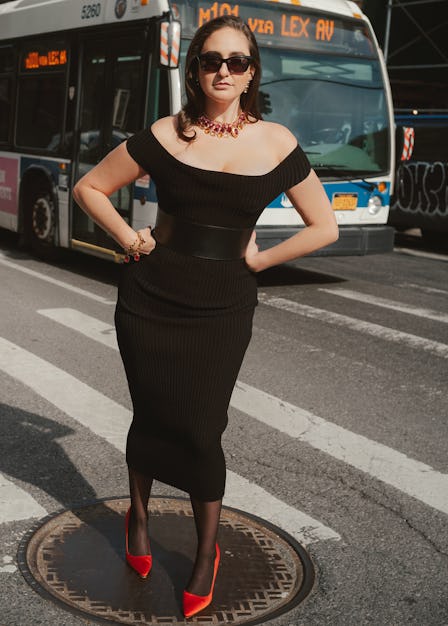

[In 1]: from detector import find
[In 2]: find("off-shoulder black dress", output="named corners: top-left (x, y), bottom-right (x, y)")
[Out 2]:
top-left (114, 127), bottom-right (311, 501)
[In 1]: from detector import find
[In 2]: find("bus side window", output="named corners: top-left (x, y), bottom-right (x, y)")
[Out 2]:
top-left (112, 44), bottom-right (145, 138)
top-left (0, 46), bottom-right (14, 144)
top-left (16, 73), bottom-right (65, 151)
top-left (0, 76), bottom-right (11, 143)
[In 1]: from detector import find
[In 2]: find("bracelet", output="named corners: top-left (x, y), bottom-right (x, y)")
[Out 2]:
top-left (124, 231), bottom-right (146, 263)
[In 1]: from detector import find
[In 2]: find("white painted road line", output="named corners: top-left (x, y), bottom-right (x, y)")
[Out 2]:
top-left (258, 292), bottom-right (448, 359)
top-left (0, 556), bottom-right (17, 574)
top-left (398, 282), bottom-right (448, 296)
top-left (38, 308), bottom-right (118, 349)
top-left (224, 472), bottom-right (339, 545)
top-left (0, 337), bottom-right (131, 452)
top-left (0, 337), bottom-right (339, 544)
top-left (231, 381), bottom-right (448, 517)
top-left (319, 287), bottom-right (448, 324)
top-left (0, 253), bottom-right (115, 305)
top-left (0, 472), bottom-right (47, 524)
top-left (394, 247), bottom-right (448, 262)
top-left (38, 307), bottom-right (448, 517)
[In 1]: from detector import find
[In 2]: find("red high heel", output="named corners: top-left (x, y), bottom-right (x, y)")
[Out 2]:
top-left (125, 507), bottom-right (152, 579)
top-left (183, 543), bottom-right (220, 618)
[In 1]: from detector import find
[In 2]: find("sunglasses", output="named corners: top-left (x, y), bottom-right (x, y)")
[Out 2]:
top-left (196, 54), bottom-right (253, 74)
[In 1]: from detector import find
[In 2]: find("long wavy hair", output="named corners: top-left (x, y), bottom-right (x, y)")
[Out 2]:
top-left (177, 16), bottom-right (262, 142)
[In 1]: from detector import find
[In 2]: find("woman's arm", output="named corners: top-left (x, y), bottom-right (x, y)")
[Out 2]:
top-left (245, 169), bottom-right (339, 272)
top-left (72, 142), bottom-right (154, 253)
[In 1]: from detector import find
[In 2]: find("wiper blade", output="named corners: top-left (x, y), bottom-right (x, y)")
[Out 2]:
top-left (312, 162), bottom-right (351, 170)
top-left (313, 163), bottom-right (348, 168)
top-left (260, 78), bottom-right (307, 86)
top-left (311, 162), bottom-right (377, 190)
top-left (260, 77), bottom-right (382, 90)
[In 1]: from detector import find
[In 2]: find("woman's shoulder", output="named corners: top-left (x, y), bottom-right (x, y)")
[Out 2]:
top-left (252, 120), bottom-right (311, 185)
top-left (150, 115), bottom-right (178, 141)
top-left (125, 116), bottom-right (178, 170)
top-left (150, 115), bottom-right (193, 151)
top-left (253, 120), bottom-right (298, 160)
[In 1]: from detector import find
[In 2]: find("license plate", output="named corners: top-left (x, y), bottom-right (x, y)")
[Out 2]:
top-left (332, 193), bottom-right (358, 210)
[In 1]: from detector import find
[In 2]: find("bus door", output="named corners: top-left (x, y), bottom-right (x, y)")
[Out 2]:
top-left (73, 35), bottom-right (146, 253)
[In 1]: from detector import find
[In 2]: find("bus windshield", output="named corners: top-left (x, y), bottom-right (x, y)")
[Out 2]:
top-left (175, 1), bottom-right (390, 179)
top-left (259, 49), bottom-right (389, 177)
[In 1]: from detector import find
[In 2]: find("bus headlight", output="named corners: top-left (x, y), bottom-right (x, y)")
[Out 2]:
top-left (367, 195), bottom-right (383, 215)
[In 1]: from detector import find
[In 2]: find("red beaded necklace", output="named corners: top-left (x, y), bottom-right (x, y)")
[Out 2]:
top-left (197, 112), bottom-right (248, 138)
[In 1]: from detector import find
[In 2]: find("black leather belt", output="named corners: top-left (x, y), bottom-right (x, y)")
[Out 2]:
top-left (152, 207), bottom-right (253, 260)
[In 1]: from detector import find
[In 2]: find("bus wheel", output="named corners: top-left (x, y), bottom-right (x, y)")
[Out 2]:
top-left (25, 186), bottom-right (60, 260)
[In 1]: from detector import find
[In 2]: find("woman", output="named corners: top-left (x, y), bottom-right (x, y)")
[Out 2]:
top-left (73, 15), bottom-right (338, 618)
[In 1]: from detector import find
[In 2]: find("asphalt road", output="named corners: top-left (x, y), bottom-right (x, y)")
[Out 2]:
top-left (0, 230), bottom-right (447, 626)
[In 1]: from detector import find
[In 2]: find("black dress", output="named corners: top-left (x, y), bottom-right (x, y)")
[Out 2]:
top-left (114, 127), bottom-right (311, 501)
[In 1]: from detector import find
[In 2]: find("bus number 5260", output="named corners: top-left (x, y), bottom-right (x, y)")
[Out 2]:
top-left (81, 3), bottom-right (101, 19)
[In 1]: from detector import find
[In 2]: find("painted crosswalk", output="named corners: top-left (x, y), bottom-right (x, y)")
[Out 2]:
top-left (0, 337), bottom-right (339, 545)
top-left (0, 472), bottom-right (46, 524)
top-left (36, 308), bottom-right (448, 517)
top-left (319, 287), bottom-right (448, 324)
top-left (2, 270), bottom-right (447, 557)
top-left (231, 382), bottom-right (448, 516)
top-left (258, 292), bottom-right (448, 359)
top-left (397, 282), bottom-right (448, 296)
top-left (0, 252), bottom-right (115, 305)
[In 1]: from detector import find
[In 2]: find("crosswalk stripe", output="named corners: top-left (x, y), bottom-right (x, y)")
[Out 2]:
top-left (0, 472), bottom-right (47, 524)
top-left (397, 282), bottom-right (448, 296)
top-left (258, 292), bottom-right (448, 359)
top-left (0, 253), bottom-right (115, 305)
top-left (231, 382), bottom-right (448, 517)
top-left (0, 337), bottom-right (131, 450)
top-left (394, 247), bottom-right (448, 262)
top-left (38, 308), bottom-right (117, 349)
top-left (0, 337), bottom-right (339, 544)
top-left (37, 307), bottom-right (448, 517)
top-left (319, 287), bottom-right (448, 324)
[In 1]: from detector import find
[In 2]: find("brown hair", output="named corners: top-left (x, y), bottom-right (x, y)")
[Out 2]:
top-left (177, 15), bottom-right (262, 142)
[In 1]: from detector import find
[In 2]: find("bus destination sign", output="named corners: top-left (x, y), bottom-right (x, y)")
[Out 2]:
top-left (197, 2), bottom-right (336, 42)
top-left (23, 48), bottom-right (68, 70)
top-left (172, 1), bottom-right (373, 55)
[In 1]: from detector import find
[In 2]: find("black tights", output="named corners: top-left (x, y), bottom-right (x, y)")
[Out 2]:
top-left (127, 467), bottom-right (221, 595)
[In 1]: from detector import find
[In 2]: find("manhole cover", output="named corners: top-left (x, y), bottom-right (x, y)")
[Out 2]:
top-left (18, 497), bottom-right (314, 625)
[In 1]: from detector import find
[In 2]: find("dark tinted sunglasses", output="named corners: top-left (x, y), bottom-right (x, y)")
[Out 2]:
top-left (197, 54), bottom-right (253, 74)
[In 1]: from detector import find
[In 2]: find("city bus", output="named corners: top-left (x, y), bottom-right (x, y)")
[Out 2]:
top-left (0, 0), bottom-right (395, 262)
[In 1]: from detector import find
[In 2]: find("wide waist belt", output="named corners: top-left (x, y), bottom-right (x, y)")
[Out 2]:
top-left (152, 207), bottom-right (253, 260)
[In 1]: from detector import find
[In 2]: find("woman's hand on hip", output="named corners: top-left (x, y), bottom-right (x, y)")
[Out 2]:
top-left (123, 226), bottom-right (156, 256)
top-left (244, 230), bottom-right (263, 273)
top-left (137, 227), bottom-right (156, 255)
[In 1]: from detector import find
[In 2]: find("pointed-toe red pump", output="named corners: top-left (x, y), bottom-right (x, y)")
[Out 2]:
top-left (183, 543), bottom-right (220, 618)
top-left (125, 507), bottom-right (152, 579)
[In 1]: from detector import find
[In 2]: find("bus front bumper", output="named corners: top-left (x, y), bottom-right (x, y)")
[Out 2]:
top-left (255, 225), bottom-right (395, 256)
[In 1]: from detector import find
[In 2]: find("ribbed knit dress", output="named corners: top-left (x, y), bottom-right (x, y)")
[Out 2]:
top-left (114, 126), bottom-right (311, 501)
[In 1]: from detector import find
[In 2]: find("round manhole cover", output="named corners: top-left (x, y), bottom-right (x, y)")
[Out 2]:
top-left (18, 497), bottom-right (314, 625)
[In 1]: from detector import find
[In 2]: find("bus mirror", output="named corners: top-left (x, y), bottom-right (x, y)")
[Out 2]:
top-left (160, 19), bottom-right (181, 68)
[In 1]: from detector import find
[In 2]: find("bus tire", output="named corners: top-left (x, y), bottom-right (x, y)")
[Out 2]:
top-left (24, 184), bottom-right (61, 260)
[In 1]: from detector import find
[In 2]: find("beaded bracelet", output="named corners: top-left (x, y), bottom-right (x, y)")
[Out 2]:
top-left (124, 231), bottom-right (146, 263)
